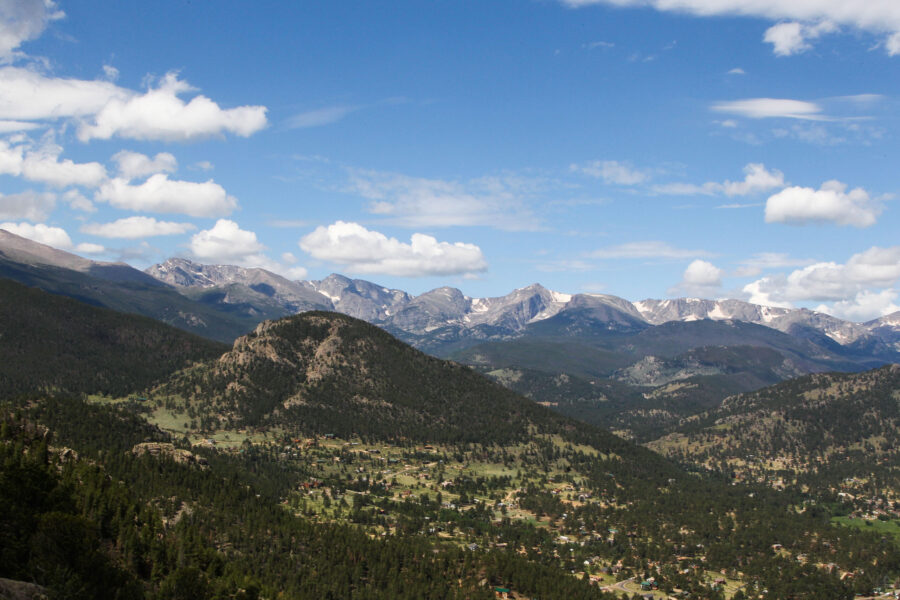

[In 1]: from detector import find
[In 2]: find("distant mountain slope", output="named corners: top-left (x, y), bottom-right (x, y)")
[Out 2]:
top-left (453, 318), bottom-right (885, 441)
top-left (0, 231), bottom-right (285, 342)
top-left (648, 364), bottom-right (900, 489)
top-left (148, 257), bottom-right (333, 313)
top-left (0, 278), bottom-right (228, 396)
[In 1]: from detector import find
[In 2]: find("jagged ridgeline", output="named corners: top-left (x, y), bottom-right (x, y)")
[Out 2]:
top-left (0, 278), bottom-right (228, 396)
top-left (161, 311), bottom-right (639, 448)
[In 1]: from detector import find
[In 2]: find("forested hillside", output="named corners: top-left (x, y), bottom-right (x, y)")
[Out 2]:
top-left (0, 279), bottom-right (228, 396)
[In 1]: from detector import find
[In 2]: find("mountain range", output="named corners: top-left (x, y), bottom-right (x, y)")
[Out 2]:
top-left (1, 229), bottom-right (898, 434)
top-left (146, 256), bottom-right (900, 354)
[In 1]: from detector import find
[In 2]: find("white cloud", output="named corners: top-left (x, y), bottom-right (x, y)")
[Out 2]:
top-left (559, 0), bottom-right (900, 55)
top-left (189, 219), bottom-right (265, 265)
top-left (112, 150), bottom-right (177, 180)
top-left (74, 242), bottom-right (106, 254)
top-left (20, 144), bottom-right (107, 188)
top-left (190, 160), bottom-right (214, 172)
top-left (0, 189), bottom-right (54, 221)
top-left (0, 137), bottom-right (23, 174)
top-left (186, 221), bottom-right (306, 277)
top-left (712, 98), bottom-right (826, 120)
top-left (721, 163), bottom-right (785, 196)
top-left (0, 221), bottom-right (71, 248)
top-left (727, 67), bottom-right (745, 75)
top-left (570, 160), bottom-right (648, 185)
top-left (62, 189), bottom-right (94, 212)
top-left (81, 216), bottom-right (196, 239)
top-left (653, 163), bottom-right (784, 197)
top-left (0, 66), bottom-right (129, 120)
top-left (764, 21), bottom-right (837, 56)
top-left (765, 180), bottom-right (880, 227)
top-left (817, 289), bottom-right (899, 322)
top-left (888, 32), bottom-right (900, 56)
top-left (77, 72), bottom-right (267, 142)
top-left (101, 65), bottom-right (119, 82)
top-left (589, 240), bottom-right (713, 260)
top-left (299, 220), bottom-right (488, 277)
top-left (743, 246), bottom-right (900, 307)
top-left (651, 182), bottom-right (718, 196)
top-left (0, 0), bottom-right (64, 62)
top-left (735, 252), bottom-right (815, 277)
top-left (350, 169), bottom-right (540, 230)
top-left (95, 174), bottom-right (237, 217)
top-left (668, 259), bottom-right (724, 297)
top-left (0, 120), bottom-right (40, 132)
top-left (0, 137), bottom-right (106, 187)
top-left (286, 105), bottom-right (360, 129)
top-left (742, 278), bottom-right (794, 308)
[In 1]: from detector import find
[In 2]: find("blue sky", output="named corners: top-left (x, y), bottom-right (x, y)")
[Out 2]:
top-left (1, 0), bottom-right (899, 320)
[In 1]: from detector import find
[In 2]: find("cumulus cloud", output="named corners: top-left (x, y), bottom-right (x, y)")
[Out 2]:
top-left (95, 174), bottom-right (237, 217)
top-left (0, 0), bottom-right (64, 62)
top-left (21, 144), bottom-right (107, 188)
top-left (817, 289), bottom-right (899, 322)
top-left (299, 221), bottom-right (488, 277)
top-left (668, 259), bottom-right (724, 297)
top-left (570, 160), bottom-right (648, 185)
top-left (81, 216), bottom-right (196, 239)
top-left (185, 220), bottom-right (306, 278)
top-left (764, 21), bottom-right (837, 56)
top-left (712, 98), bottom-right (825, 120)
top-left (720, 163), bottom-right (785, 196)
top-left (350, 169), bottom-right (540, 230)
top-left (0, 221), bottom-right (71, 248)
top-left (0, 66), bottom-right (129, 120)
top-left (112, 150), bottom-right (177, 180)
top-left (0, 137), bottom-right (106, 187)
top-left (0, 69), bottom-right (268, 143)
top-left (743, 246), bottom-right (900, 310)
top-left (189, 219), bottom-right (265, 264)
top-left (62, 189), bottom-right (95, 212)
top-left (765, 180), bottom-right (880, 227)
top-left (0, 189), bottom-right (54, 221)
top-left (77, 72), bottom-right (267, 142)
top-left (559, 0), bottom-right (900, 55)
top-left (589, 240), bottom-right (713, 260)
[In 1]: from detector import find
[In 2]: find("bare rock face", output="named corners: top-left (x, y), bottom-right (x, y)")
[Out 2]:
top-left (132, 442), bottom-right (208, 468)
top-left (0, 578), bottom-right (48, 600)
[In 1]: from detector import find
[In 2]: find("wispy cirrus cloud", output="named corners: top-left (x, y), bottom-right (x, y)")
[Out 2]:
top-left (349, 169), bottom-right (542, 231)
top-left (286, 105), bottom-right (361, 129)
top-left (712, 98), bottom-right (828, 121)
top-left (652, 163), bottom-right (785, 197)
top-left (570, 159), bottom-right (649, 185)
top-left (589, 240), bottom-right (714, 260)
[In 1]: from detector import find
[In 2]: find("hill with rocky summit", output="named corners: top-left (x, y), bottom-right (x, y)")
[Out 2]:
top-left (156, 311), bottom-right (653, 458)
